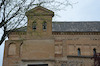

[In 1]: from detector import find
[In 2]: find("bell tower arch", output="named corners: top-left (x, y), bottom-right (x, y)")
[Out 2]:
top-left (26, 6), bottom-right (54, 39)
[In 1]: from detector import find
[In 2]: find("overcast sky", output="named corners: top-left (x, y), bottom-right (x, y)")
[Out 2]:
top-left (53, 0), bottom-right (100, 21)
top-left (0, 0), bottom-right (100, 66)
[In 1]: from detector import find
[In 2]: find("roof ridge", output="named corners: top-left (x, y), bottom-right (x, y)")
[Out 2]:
top-left (52, 21), bottom-right (100, 23)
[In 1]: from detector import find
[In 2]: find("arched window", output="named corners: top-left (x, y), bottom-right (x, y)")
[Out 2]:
top-left (32, 21), bottom-right (36, 30)
top-left (78, 48), bottom-right (81, 56)
top-left (8, 44), bottom-right (16, 55)
top-left (93, 48), bottom-right (96, 55)
top-left (43, 21), bottom-right (47, 30)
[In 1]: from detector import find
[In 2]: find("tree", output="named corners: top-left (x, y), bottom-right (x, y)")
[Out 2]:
top-left (0, 0), bottom-right (71, 45)
top-left (92, 53), bottom-right (100, 66)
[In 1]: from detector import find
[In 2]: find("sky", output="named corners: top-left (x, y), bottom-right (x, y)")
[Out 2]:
top-left (0, 0), bottom-right (100, 66)
top-left (53, 0), bottom-right (100, 21)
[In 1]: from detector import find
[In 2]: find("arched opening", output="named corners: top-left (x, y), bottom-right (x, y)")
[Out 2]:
top-left (93, 48), bottom-right (96, 55)
top-left (8, 44), bottom-right (16, 55)
top-left (43, 21), bottom-right (47, 30)
top-left (32, 21), bottom-right (37, 30)
top-left (78, 48), bottom-right (81, 56)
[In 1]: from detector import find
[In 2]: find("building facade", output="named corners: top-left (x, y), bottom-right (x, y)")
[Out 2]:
top-left (3, 6), bottom-right (100, 66)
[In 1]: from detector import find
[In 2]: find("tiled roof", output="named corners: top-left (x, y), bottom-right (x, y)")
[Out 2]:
top-left (15, 21), bottom-right (100, 32)
top-left (52, 21), bottom-right (100, 32)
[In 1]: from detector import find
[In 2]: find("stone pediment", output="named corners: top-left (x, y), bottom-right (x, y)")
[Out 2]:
top-left (26, 6), bottom-right (54, 17)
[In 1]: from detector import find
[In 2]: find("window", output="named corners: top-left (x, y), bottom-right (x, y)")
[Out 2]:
top-left (61, 64), bottom-right (66, 66)
top-left (28, 64), bottom-right (48, 66)
top-left (93, 48), bottom-right (96, 55)
top-left (78, 48), bottom-right (81, 56)
top-left (43, 21), bottom-right (47, 30)
top-left (32, 21), bottom-right (36, 30)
